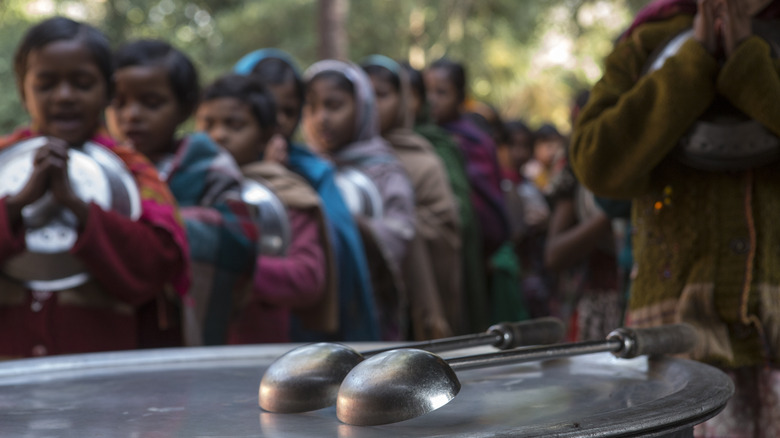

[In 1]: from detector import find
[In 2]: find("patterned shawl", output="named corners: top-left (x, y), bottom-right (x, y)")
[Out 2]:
top-left (162, 132), bottom-right (258, 344)
top-left (443, 116), bottom-right (509, 257)
top-left (0, 127), bottom-right (190, 296)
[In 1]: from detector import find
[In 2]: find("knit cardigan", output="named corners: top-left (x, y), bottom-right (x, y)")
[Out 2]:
top-left (570, 15), bottom-right (780, 368)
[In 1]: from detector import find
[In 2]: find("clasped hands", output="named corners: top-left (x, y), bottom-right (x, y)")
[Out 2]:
top-left (694, 0), bottom-right (758, 58)
top-left (5, 138), bottom-right (89, 230)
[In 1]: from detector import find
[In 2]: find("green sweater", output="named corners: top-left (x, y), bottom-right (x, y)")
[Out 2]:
top-left (571, 15), bottom-right (780, 368)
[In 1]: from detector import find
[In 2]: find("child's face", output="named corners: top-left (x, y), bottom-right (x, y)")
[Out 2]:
top-left (268, 79), bottom-right (302, 141)
top-left (508, 130), bottom-right (533, 168)
top-left (423, 68), bottom-right (460, 125)
top-left (106, 65), bottom-right (184, 160)
top-left (535, 137), bottom-right (564, 167)
top-left (368, 74), bottom-right (401, 135)
top-left (303, 77), bottom-right (356, 153)
top-left (196, 97), bottom-right (268, 167)
top-left (22, 39), bottom-right (108, 146)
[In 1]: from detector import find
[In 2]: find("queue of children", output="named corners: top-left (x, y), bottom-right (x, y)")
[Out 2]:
top-left (0, 15), bottom-right (626, 360)
top-left (5, 2), bottom-right (780, 434)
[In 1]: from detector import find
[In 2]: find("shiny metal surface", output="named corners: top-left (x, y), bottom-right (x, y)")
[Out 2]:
top-left (241, 178), bottom-right (291, 256)
top-left (260, 318), bottom-right (564, 414)
top-left (260, 343), bottom-right (364, 413)
top-left (338, 349), bottom-right (461, 426)
top-left (337, 324), bottom-right (705, 425)
top-left (0, 344), bottom-right (733, 437)
top-left (334, 166), bottom-right (383, 218)
top-left (0, 137), bottom-right (140, 290)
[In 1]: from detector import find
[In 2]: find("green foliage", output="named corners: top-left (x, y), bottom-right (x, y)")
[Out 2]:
top-left (0, 0), bottom-right (643, 135)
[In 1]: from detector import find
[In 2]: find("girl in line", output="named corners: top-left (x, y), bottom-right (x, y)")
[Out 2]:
top-left (0, 17), bottom-right (189, 357)
top-left (234, 49), bottom-right (379, 341)
top-left (570, 0), bottom-right (780, 434)
top-left (196, 74), bottom-right (338, 343)
top-left (107, 40), bottom-right (257, 345)
top-left (303, 60), bottom-right (416, 341)
top-left (402, 63), bottom-right (490, 332)
top-left (424, 58), bottom-right (509, 260)
top-left (362, 55), bottom-right (462, 339)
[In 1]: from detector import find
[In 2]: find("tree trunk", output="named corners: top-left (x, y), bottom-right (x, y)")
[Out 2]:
top-left (318, 0), bottom-right (349, 60)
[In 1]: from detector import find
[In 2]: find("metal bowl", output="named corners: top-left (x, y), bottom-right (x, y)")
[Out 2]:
top-left (334, 166), bottom-right (383, 219)
top-left (0, 137), bottom-right (141, 290)
top-left (241, 178), bottom-right (291, 256)
top-left (643, 22), bottom-right (780, 171)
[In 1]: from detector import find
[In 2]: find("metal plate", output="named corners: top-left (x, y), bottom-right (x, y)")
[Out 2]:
top-left (335, 166), bottom-right (383, 219)
top-left (0, 344), bottom-right (733, 437)
top-left (0, 137), bottom-right (141, 290)
top-left (242, 178), bottom-right (291, 256)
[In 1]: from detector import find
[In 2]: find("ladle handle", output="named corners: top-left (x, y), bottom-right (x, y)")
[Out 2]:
top-left (488, 317), bottom-right (565, 350)
top-left (448, 324), bottom-right (699, 371)
top-left (607, 324), bottom-right (699, 359)
top-left (362, 317), bottom-right (565, 356)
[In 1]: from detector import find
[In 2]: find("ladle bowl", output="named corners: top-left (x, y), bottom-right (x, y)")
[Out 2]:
top-left (258, 317), bottom-right (565, 413)
top-left (259, 343), bottom-right (363, 413)
top-left (337, 324), bottom-right (700, 426)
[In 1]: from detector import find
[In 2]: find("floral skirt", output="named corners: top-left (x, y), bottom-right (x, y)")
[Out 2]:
top-left (695, 366), bottom-right (780, 438)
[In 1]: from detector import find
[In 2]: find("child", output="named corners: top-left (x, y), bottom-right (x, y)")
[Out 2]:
top-left (107, 40), bottom-right (256, 346)
top-left (403, 62), bottom-right (490, 332)
top-left (362, 55), bottom-right (462, 339)
top-left (234, 49), bottom-right (379, 341)
top-left (570, 0), bottom-right (780, 434)
top-left (196, 74), bottom-right (338, 343)
top-left (0, 17), bottom-right (189, 357)
top-left (501, 120), bottom-right (552, 319)
top-left (525, 123), bottom-right (567, 197)
top-left (303, 59), bottom-right (416, 341)
top-left (424, 59), bottom-right (509, 259)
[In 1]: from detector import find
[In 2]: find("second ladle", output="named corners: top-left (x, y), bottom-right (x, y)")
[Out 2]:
top-left (259, 317), bottom-right (564, 413)
top-left (336, 323), bottom-right (700, 426)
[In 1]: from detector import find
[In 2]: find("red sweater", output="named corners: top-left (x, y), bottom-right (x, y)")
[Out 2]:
top-left (228, 207), bottom-right (326, 343)
top-left (0, 198), bottom-right (185, 357)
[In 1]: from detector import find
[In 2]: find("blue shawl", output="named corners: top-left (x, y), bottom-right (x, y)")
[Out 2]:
top-left (288, 143), bottom-right (379, 341)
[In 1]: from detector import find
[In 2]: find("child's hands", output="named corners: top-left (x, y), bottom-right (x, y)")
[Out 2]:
top-left (263, 134), bottom-right (288, 165)
top-left (5, 138), bottom-right (88, 230)
top-left (719, 0), bottom-right (753, 58)
top-left (47, 139), bottom-right (89, 227)
top-left (694, 0), bottom-right (721, 55)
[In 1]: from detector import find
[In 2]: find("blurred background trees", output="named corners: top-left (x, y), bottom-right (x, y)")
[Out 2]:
top-left (0, 0), bottom-right (649, 134)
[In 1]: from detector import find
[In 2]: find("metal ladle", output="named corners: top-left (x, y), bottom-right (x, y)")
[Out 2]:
top-left (336, 323), bottom-right (700, 426)
top-left (259, 317), bottom-right (564, 413)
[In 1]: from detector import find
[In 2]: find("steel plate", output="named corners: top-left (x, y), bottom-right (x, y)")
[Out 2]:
top-left (0, 344), bottom-right (733, 437)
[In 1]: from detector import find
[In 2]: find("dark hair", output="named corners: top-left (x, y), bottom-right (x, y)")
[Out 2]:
top-left (251, 57), bottom-right (305, 109)
top-left (535, 123), bottom-right (562, 141)
top-left (505, 119), bottom-right (535, 148)
top-left (401, 62), bottom-right (425, 102)
top-left (429, 58), bottom-right (466, 103)
top-left (306, 70), bottom-right (354, 96)
top-left (113, 39), bottom-right (199, 117)
top-left (201, 74), bottom-right (277, 131)
top-left (361, 64), bottom-right (400, 92)
top-left (14, 16), bottom-right (113, 99)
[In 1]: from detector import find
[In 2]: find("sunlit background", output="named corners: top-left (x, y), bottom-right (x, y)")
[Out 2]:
top-left (0, 0), bottom-right (648, 135)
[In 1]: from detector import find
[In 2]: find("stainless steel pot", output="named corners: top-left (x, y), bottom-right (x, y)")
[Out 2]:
top-left (241, 178), bottom-right (291, 256)
top-left (0, 137), bottom-right (141, 290)
top-left (334, 166), bottom-right (383, 219)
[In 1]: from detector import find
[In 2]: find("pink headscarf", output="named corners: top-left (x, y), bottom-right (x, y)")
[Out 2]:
top-left (623, 0), bottom-right (780, 39)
